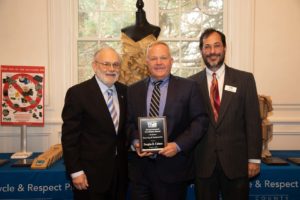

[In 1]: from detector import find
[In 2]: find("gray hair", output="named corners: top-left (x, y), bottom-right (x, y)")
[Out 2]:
top-left (93, 46), bottom-right (122, 63)
top-left (146, 41), bottom-right (171, 58)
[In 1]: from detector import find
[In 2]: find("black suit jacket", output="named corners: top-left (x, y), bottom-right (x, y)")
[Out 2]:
top-left (127, 75), bottom-right (208, 183)
top-left (190, 66), bottom-right (262, 179)
top-left (61, 76), bottom-right (127, 192)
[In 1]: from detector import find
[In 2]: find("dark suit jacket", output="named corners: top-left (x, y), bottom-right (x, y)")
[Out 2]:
top-left (190, 66), bottom-right (262, 179)
top-left (127, 75), bottom-right (208, 183)
top-left (61, 76), bottom-right (127, 192)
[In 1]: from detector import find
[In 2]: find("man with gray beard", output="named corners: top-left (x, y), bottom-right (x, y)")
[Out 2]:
top-left (62, 47), bottom-right (128, 200)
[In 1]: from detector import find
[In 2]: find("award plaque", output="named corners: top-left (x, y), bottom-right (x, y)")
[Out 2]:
top-left (138, 117), bottom-right (167, 152)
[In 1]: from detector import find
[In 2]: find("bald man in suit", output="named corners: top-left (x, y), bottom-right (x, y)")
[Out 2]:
top-left (62, 47), bottom-right (127, 200)
top-left (190, 28), bottom-right (262, 200)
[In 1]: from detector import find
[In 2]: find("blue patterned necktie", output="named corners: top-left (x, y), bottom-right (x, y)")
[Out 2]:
top-left (107, 89), bottom-right (118, 133)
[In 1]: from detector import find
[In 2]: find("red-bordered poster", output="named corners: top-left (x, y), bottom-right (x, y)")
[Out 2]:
top-left (1, 65), bottom-right (45, 126)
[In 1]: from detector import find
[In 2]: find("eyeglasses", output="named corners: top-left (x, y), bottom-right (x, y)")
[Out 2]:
top-left (148, 56), bottom-right (170, 62)
top-left (94, 61), bottom-right (121, 69)
top-left (202, 43), bottom-right (223, 52)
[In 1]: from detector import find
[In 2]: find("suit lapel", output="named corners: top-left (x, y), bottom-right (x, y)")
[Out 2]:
top-left (90, 76), bottom-right (118, 134)
top-left (217, 66), bottom-right (235, 125)
top-left (115, 83), bottom-right (125, 134)
top-left (197, 71), bottom-right (218, 126)
top-left (163, 75), bottom-right (179, 136)
top-left (139, 78), bottom-right (149, 117)
top-left (89, 77), bottom-right (110, 117)
top-left (163, 75), bottom-right (175, 117)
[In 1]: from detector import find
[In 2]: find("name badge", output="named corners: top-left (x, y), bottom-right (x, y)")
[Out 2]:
top-left (225, 85), bottom-right (237, 93)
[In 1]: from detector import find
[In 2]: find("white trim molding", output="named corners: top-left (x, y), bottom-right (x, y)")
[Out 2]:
top-left (224, 0), bottom-right (255, 73)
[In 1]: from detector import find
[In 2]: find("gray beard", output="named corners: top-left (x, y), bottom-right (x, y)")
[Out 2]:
top-left (202, 53), bottom-right (225, 71)
top-left (204, 59), bottom-right (224, 71)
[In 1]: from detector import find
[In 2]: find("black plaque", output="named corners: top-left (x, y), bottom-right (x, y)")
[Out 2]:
top-left (138, 117), bottom-right (167, 152)
top-left (262, 157), bottom-right (289, 165)
top-left (287, 157), bottom-right (300, 165)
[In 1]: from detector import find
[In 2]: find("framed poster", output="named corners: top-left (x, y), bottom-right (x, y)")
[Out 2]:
top-left (1, 65), bottom-right (45, 126)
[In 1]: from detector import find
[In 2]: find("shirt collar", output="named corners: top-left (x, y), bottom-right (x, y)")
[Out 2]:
top-left (149, 75), bottom-right (170, 86)
top-left (95, 75), bottom-right (116, 94)
top-left (205, 64), bottom-right (225, 79)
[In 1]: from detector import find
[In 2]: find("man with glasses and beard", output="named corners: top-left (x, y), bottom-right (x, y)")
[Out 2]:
top-left (62, 47), bottom-right (128, 200)
top-left (190, 28), bottom-right (262, 200)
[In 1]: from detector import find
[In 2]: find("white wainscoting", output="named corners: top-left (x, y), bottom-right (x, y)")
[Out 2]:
top-left (0, 126), bottom-right (61, 153)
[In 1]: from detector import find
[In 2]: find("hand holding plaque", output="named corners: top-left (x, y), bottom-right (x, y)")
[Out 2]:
top-left (138, 117), bottom-right (167, 152)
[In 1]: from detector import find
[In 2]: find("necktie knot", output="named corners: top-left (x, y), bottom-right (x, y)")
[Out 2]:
top-left (212, 73), bottom-right (217, 84)
top-left (107, 89), bottom-right (113, 96)
top-left (154, 80), bottom-right (163, 87)
top-left (212, 72), bottom-right (216, 78)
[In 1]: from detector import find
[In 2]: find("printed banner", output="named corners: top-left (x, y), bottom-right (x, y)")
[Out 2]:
top-left (1, 65), bottom-right (45, 126)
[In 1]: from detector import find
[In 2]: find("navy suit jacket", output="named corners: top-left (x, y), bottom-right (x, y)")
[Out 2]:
top-left (127, 75), bottom-right (208, 183)
top-left (61, 76), bottom-right (127, 192)
top-left (190, 66), bottom-right (262, 179)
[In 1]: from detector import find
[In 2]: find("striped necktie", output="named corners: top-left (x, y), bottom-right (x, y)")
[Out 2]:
top-left (107, 89), bottom-right (119, 133)
top-left (210, 73), bottom-right (220, 121)
top-left (149, 80), bottom-right (163, 117)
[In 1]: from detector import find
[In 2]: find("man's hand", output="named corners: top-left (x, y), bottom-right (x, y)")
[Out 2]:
top-left (134, 143), bottom-right (154, 157)
top-left (158, 142), bottom-right (178, 157)
top-left (248, 162), bottom-right (260, 178)
top-left (72, 173), bottom-right (89, 190)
